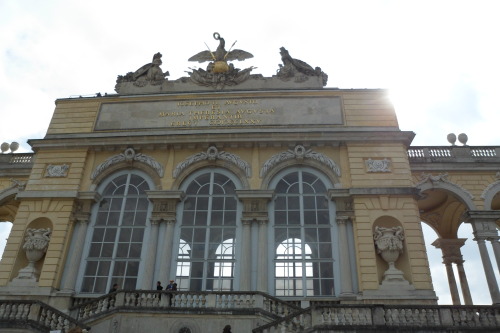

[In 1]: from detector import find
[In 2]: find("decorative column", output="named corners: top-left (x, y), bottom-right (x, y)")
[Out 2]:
top-left (240, 219), bottom-right (252, 290)
top-left (257, 219), bottom-right (269, 292)
top-left (465, 211), bottom-right (500, 304)
top-left (146, 191), bottom-right (184, 283)
top-left (141, 219), bottom-right (160, 289)
top-left (60, 192), bottom-right (100, 293)
top-left (431, 238), bottom-right (472, 305)
top-left (236, 190), bottom-right (274, 293)
top-left (336, 216), bottom-right (354, 296)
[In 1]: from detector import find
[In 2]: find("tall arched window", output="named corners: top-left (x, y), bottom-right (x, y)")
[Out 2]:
top-left (80, 171), bottom-right (152, 293)
top-left (175, 170), bottom-right (240, 291)
top-left (271, 169), bottom-right (336, 296)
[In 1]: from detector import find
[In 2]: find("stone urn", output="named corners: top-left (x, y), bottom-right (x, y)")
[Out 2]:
top-left (15, 228), bottom-right (52, 281)
top-left (373, 226), bottom-right (410, 287)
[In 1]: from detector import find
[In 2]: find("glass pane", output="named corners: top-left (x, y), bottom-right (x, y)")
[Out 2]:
top-left (84, 261), bottom-right (98, 275)
top-left (129, 243), bottom-right (142, 258)
top-left (110, 198), bottom-right (123, 211)
top-left (196, 197), bottom-right (209, 210)
top-left (303, 196), bottom-right (316, 209)
top-left (89, 244), bottom-right (101, 257)
top-left (134, 212), bottom-right (147, 226)
top-left (193, 229), bottom-right (206, 242)
top-left (116, 244), bottom-right (129, 257)
top-left (225, 198), bottom-right (236, 210)
top-left (126, 261), bottom-right (139, 276)
top-left (101, 243), bottom-right (114, 257)
top-left (94, 277), bottom-right (107, 293)
top-left (113, 261), bottom-right (126, 276)
top-left (288, 196), bottom-right (300, 208)
top-left (184, 197), bottom-right (195, 210)
top-left (119, 228), bottom-right (132, 242)
top-left (132, 229), bottom-right (144, 242)
top-left (124, 198), bottom-right (137, 210)
top-left (212, 197), bottom-right (224, 210)
top-left (288, 211), bottom-right (301, 225)
top-left (211, 211), bottom-right (223, 225)
top-left (107, 212), bottom-right (120, 226)
top-left (304, 211), bottom-right (317, 225)
top-left (182, 211), bottom-right (195, 225)
top-left (97, 261), bottom-right (111, 276)
top-left (104, 228), bottom-right (117, 242)
top-left (318, 244), bottom-right (332, 258)
top-left (195, 212), bottom-right (208, 225)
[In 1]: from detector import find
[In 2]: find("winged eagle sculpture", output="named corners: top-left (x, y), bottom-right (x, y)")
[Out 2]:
top-left (187, 33), bottom-right (255, 89)
top-left (188, 32), bottom-right (253, 73)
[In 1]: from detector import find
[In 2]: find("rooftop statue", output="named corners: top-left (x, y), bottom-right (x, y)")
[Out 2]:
top-left (115, 52), bottom-right (170, 91)
top-left (113, 34), bottom-right (328, 94)
top-left (275, 47), bottom-right (328, 86)
top-left (187, 32), bottom-right (255, 89)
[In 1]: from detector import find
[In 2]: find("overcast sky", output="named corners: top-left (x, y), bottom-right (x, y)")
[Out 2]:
top-left (1, 0), bottom-right (499, 304)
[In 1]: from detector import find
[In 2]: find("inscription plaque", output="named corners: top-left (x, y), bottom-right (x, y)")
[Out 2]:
top-left (95, 96), bottom-right (343, 130)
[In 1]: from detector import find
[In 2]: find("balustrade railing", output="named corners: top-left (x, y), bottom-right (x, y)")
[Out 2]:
top-left (71, 290), bottom-right (300, 322)
top-left (408, 146), bottom-right (500, 163)
top-left (0, 300), bottom-right (89, 332)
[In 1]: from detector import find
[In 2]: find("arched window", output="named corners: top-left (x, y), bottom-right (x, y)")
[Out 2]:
top-left (80, 171), bottom-right (152, 293)
top-left (175, 170), bottom-right (240, 291)
top-left (271, 169), bottom-right (336, 296)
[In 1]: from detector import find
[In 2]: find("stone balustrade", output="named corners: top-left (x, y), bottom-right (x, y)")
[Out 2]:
top-left (0, 300), bottom-right (89, 332)
top-left (71, 290), bottom-right (300, 321)
top-left (408, 146), bottom-right (500, 163)
top-left (252, 304), bottom-right (500, 332)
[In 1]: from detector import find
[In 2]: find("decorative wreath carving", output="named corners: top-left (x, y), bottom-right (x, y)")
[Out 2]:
top-left (173, 146), bottom-right (251, 178)
top-left (91, 148), bottom-right (164, 180)
top-left (260, 145), bottom-right (341, 178)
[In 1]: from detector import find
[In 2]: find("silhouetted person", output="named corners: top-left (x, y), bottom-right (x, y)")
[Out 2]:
top-left (223, 324), bottom-right (232, 333)
top-left (108, 283), bottom-right (118, 293)
top-left (156, 281), bottom-right (163, 290)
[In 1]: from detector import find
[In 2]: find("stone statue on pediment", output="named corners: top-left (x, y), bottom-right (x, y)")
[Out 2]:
top-left (275, 47), bottom-right (328, 86)
top-left (187, 32), bottom-right (256, 89)
top-left (115, 52), bottom-right (170, 91)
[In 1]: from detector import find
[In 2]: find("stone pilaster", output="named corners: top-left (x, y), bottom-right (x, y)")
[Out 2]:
top-left (60, 191), bottom-right (101, 293)
top-left (336, 216), bottom-right (354, 297)
top-left (236, 190), bottom-right (274, 292)
top-left (146, 190), bottom-right (184, 283)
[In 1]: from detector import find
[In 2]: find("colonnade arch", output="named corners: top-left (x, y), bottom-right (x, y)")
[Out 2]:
top-left (417, 174), bottom-right (500, 304)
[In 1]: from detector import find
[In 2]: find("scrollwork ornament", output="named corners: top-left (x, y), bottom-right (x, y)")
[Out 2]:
top-left (173, 146), bottom-right (250, 178)
top-left (260, 144), bottom-right (341, 178)
top-left (91, 148), bottom-right (164, 179)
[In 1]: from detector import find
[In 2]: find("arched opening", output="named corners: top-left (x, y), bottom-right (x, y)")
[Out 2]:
top-left (174, 169), bottom-right (242, 291)
top-left (0, 221), bottom-right (13, 260)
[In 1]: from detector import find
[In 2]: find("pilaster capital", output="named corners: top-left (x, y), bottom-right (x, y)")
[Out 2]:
top-left (431, 238), bottom-right (466, 264)
top-left (236, 190), bottom-right (274, 220)
top-left (336, 215), bottom-right (352, 225)
top-left (147, 190), bottom-right (184, 222)
top-left (72, 191), bottom-right (102, 224)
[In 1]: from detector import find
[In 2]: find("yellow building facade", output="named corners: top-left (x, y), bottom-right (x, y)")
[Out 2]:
top-left (0, 37), bottom-right (499, 332)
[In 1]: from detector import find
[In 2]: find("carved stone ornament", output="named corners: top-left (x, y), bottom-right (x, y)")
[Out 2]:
top-left (260, 145), bottom-right (341, 178)
top-left (173, 146), bottom-right (250, 178)
top-left (115, 52), bottom-right (170, 91)
top-left (187, 32), bottom-right (255, 89)
top-left (15, 228), bottom-right (52, 281)
top-left (373, 226), bottom-right (410, 287)
top-left (365, 158), bottom-right (391, 173)
top-left (0, 178), bottom-right (26, 198)
top-left (274, 47), bottom-right (328, 86)
top-left (91, 148), bottom-right (164, 180)
top-left (416, 172), bottom-right (474, 200)
top-left (45, 164), bottom-right (69, 177)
